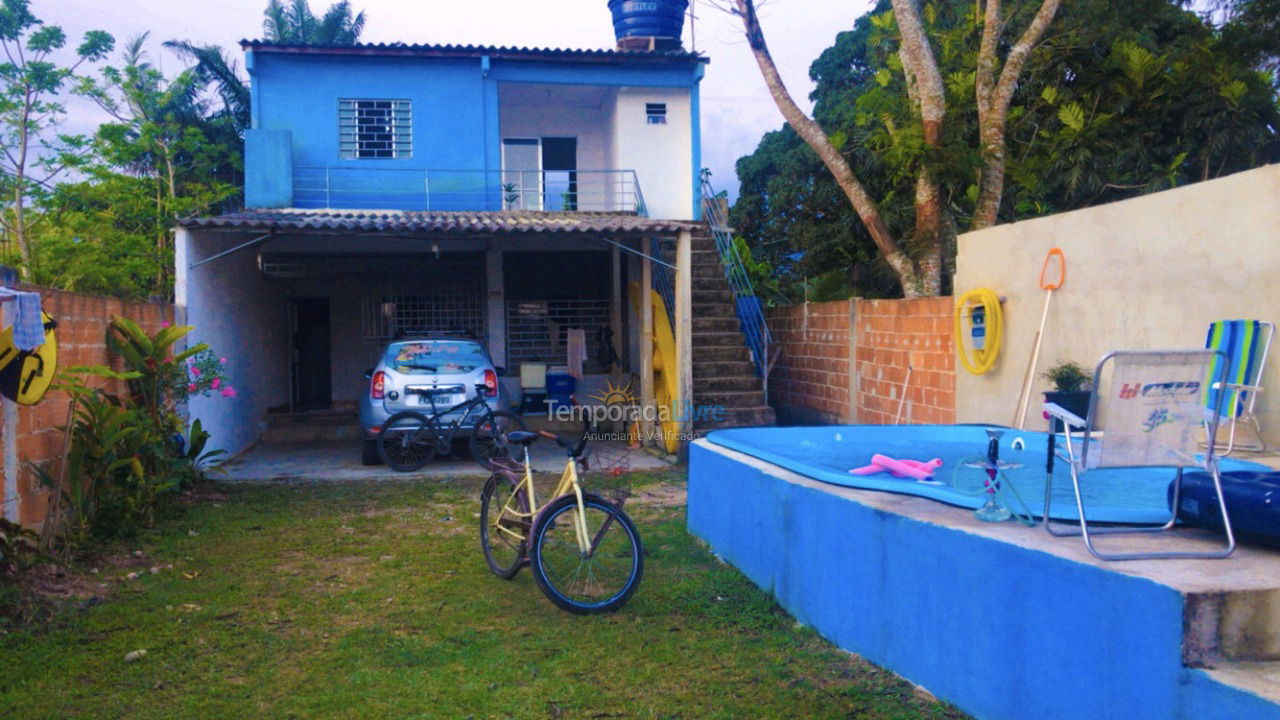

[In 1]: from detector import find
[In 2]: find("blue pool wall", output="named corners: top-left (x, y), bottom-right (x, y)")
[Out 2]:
top-left (687, 441), bottom-right (1280, 720)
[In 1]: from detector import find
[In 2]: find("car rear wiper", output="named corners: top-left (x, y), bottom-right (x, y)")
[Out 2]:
top-left (400, 363), bottom-right (439, 372)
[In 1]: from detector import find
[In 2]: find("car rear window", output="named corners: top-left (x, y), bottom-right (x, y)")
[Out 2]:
top-left (384, 340), bottom-right (487, 375)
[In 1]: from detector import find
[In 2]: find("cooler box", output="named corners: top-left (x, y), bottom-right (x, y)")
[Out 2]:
top-left (546, 373), bottom-right (576, 395)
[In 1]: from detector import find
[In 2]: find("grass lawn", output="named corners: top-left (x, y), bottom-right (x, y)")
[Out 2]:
top-left (1, 471), bottom-right (966, 719)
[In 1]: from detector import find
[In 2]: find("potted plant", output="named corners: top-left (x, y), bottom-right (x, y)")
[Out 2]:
top-left (1042, 360), bottom-right (1092, 431)
top-left (501, 183), bottom-right (520, 210)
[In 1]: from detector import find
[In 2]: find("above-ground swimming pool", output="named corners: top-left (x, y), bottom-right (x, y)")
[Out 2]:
top-left (706, 424), bottom-right (1271, 524)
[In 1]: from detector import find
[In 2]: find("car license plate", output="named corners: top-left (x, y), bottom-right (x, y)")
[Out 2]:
top-left (418, 393), bottom-right (462, 408)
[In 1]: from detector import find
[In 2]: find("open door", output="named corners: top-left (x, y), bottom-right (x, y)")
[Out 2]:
top-left (289, 297), bottom-right (331, 411)
top-left (501, 137), bottom-right (578, 211)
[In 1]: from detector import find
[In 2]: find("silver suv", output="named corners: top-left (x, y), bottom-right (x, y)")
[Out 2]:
top-left (358, 336), bottom-right (514, 465)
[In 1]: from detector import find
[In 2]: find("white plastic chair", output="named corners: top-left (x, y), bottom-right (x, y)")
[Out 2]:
top-left (1043, 349), bottom-right (1235, 561)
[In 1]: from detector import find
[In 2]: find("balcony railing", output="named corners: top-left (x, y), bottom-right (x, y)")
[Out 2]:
top-left (292, 167), bottom-right (646, 214)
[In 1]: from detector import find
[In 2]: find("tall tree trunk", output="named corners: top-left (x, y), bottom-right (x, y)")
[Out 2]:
top-left (13, 86), bottom-right (33, 279)
top-left (731, 0), bottom-right (927, 296)
top-left (972, 0), bottom-right (1063, 230)
top-left (892, 0), bottom-right (950, 296)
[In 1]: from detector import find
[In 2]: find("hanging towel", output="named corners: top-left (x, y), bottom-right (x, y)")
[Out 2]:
top-left (566, 327), bottom-right (587, 379)
top-left (0, 288), bottom-right (44, 351)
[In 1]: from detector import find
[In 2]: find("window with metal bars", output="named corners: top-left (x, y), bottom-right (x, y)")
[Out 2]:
top-left (359, 256), bottom-right (485, 341)
top-left (339, 99), bottom-right (412, 159)
top-left (506, 299), bottom-right (610, 373)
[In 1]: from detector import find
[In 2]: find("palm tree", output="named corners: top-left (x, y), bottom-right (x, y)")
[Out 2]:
top-left (162, 40), bottom-right (250, 134)
top-left (263, 0), bottom-right (367, 45)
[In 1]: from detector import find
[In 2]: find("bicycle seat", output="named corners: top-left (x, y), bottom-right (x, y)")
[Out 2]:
top-left (506, 431), bottom-right (539, 445)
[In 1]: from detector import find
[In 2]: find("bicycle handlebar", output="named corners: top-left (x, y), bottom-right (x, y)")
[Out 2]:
top-left (537, 419), bottom-right (591, 458)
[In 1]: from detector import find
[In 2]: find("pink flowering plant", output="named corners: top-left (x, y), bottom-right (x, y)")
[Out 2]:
top-left (179, 349), bottom-right (234, 401)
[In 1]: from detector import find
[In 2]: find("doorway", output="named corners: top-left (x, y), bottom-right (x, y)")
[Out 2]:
top-left (501, 137), bottom-right (577, 211)
top-left (289, 297), bottom-right (331, 411)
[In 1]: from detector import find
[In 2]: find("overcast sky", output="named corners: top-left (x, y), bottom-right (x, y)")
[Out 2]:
top-left (46, 0), bottom-right (872, 200)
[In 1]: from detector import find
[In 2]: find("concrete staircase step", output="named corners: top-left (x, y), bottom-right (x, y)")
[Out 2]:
top-left (694, 388), bottom-right (767, 408)
top-left (693, 359), bottom-right (757, 378)
top-left (696, 375), bottom-right (763, 393)
top-left (692, 345), bottom-right (752, 362)
top-left (693, 288), bottom-right (734, 304)
top-left (262, 417), bottom-right (363, 444)
top-left (693, 405), bottom-right (776, 431)
top-left (692, 316), bottom-right (742, 333)
top-left (691, 331), bottom-right (751, 347)
top-left (693, 303), bottom-right (738, 320)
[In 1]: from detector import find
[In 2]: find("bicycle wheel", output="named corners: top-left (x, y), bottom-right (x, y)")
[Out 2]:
top-left (530, 493), bottom-right (643, 614)
top-left (377, 411), bottom-right (437, 472)
top-left (470, 410), bottom-right (527, 469)
top-left (479, 470), bottom-right (530, 579)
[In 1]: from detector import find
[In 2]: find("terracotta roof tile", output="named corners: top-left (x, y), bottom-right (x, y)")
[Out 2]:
top-left (179, 209), bottom-right (701, 235)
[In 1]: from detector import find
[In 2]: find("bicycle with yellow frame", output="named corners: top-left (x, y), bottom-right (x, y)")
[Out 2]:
top-left (478, 424), bottom-right (643, 614)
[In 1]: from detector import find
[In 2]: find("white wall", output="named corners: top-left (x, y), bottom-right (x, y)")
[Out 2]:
top-left (177, 229), bottom-right (289, 457)
top-left (611, 87), bottom-right (693, 220)
top-left (500, 100), bottom-right (612, 211)
top-left (953, 164), bottom-right (1280, 444)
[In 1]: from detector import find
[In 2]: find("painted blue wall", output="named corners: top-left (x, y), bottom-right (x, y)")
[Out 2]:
top-left (687, 442), bottom-right (1280, 720)
top-left (244, 50), bottom-right (703, 211)
top-left (244, 129), bottom-right (292, 208)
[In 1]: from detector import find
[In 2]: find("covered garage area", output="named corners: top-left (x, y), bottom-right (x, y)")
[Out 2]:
top-left (175, 209), bottom-right (698, 459)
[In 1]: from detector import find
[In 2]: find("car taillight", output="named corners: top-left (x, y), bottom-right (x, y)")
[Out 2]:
top-left (483, 369), bottom-right (498, 397)
top-left (371, 371), bottom-right (386, 400)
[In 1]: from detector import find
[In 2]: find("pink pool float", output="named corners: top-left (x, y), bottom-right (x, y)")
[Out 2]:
top-left (849, 454), bottom-right (943, 481)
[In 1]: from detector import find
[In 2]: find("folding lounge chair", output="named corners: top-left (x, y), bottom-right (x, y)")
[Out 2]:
top-left (1043, 349), bottom-right (1235, 561)
top-left (1203, 319), bottom-right (1273, 455)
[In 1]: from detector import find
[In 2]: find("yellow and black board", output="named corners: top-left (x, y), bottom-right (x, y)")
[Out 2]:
top-left (0, 311), bottom-right (58, 405)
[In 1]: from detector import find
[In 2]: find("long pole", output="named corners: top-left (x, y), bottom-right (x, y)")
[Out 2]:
top-left (1013, 291), bottom-right (1053, 428)
top-left (1013, 248), bottom-right (1066, 429)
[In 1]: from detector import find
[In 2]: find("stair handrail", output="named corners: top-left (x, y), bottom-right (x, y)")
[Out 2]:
top-left (699, 178), bottom-right (773, 388)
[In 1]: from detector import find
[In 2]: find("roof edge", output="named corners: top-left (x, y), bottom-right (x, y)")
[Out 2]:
top-left (238, 40), bottom-right (708, 64)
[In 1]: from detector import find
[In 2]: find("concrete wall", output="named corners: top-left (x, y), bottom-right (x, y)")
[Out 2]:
top-left (498, 92), bottom-right (612, 211)
top-left (245, 49), bottom-right (702, 217)
top-left (250, 52), bottom-right (491, 206)
top-left (688, 440), bottom-right (1280, 720)
top-left (0, 288), bottom-right (172, 529)
top-left (954, 164), bottom-right (1280, 442)
top-left (611, 87), bottom-right (693, 220)
top-left (764, 297), bottom-right (956, 426)
top-left (178, 229), bottom-right (290, 457)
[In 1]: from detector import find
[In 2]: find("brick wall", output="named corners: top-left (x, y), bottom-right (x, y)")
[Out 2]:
top-left (0, 286), bottom-right (173, 528)
top-left (766, 301), bottom-right (852, 425)
top-left (853, 297), bottom-right (955, 425)
top-left (765, 297), bottom-right (955, 426)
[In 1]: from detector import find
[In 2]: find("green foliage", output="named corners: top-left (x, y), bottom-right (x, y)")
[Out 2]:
top-left (731, 236), bottom-right (789, 306)
top-left (1042, 360), bottom-right (1092, 392)
top-left (0, 0), bottom-right (113, 275)
top-left (54, 35), bottom-right (242, 299)
top-left (731, 0), bottom-right (1279, 300)
top-left (264, 0), bottom-right (367, 44)
top-left (40, 319), bottom-right (230, 551)
top-left (0, 518), bottom-right (39, 574)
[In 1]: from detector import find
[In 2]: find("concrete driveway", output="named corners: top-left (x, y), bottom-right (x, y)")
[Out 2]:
top-left (218, 438), bottom-right (672, 482)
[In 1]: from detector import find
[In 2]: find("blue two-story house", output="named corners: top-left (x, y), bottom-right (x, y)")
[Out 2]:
top-left (177, 5), bottom-right (774, 459)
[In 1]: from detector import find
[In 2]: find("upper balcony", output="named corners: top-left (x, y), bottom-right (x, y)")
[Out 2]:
top-left (242, 43), bottom-right (705, 220)
top-left (289, 167), bottom-right (648, 215)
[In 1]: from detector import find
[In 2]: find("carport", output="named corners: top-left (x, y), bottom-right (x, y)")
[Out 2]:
top-left (175, 209), bottom-right (698, 459)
